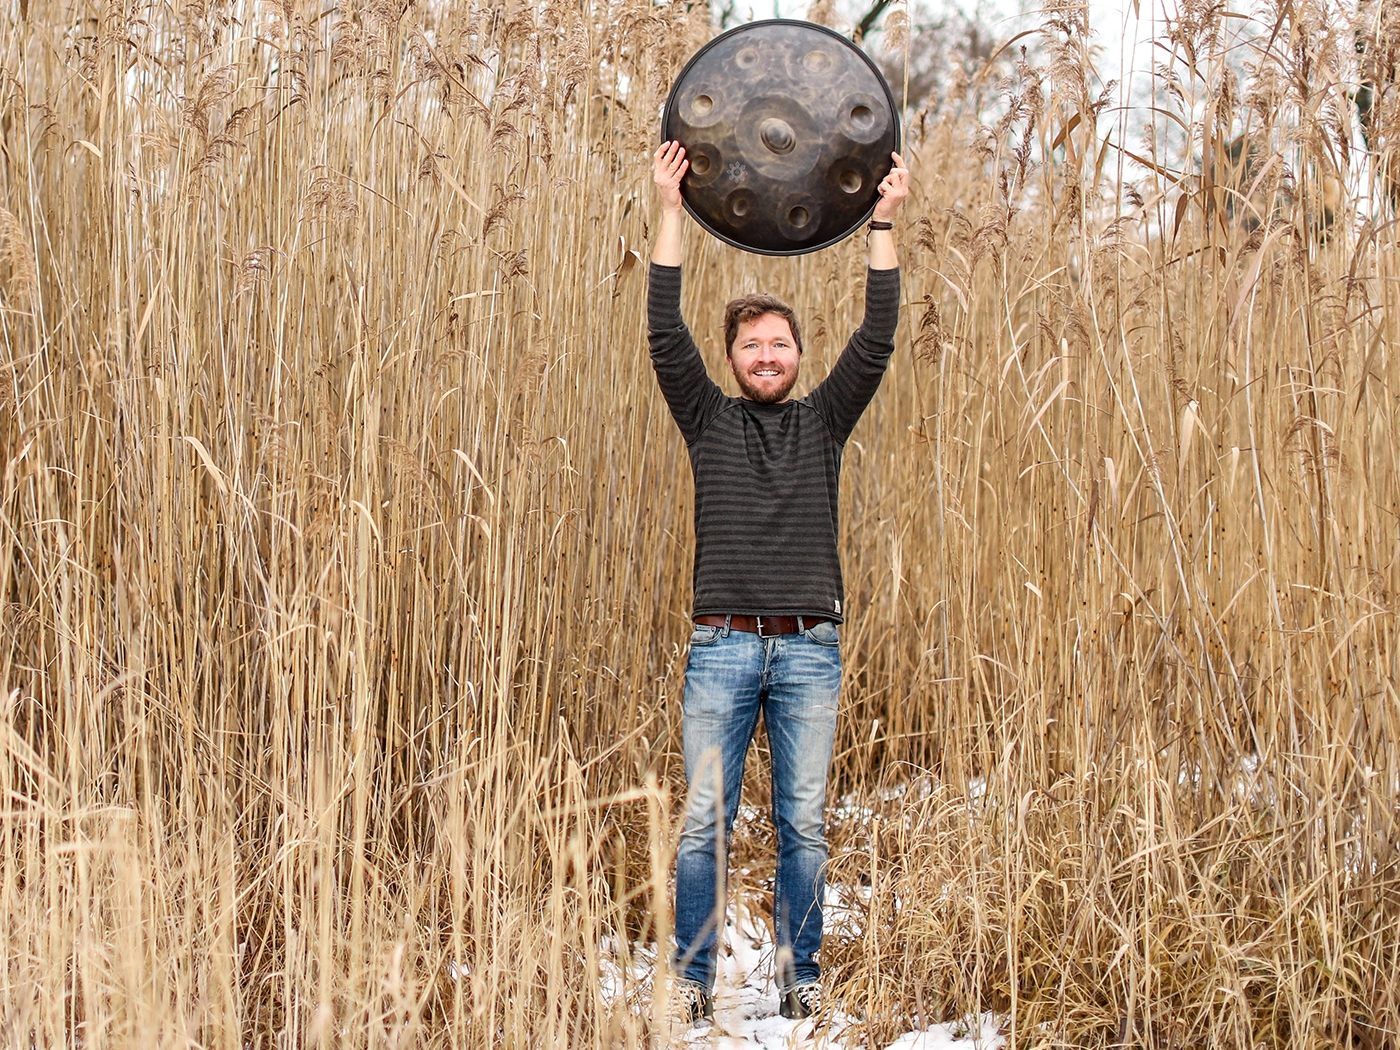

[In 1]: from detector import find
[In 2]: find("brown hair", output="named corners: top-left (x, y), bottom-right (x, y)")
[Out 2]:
top-left (722, 294), bottom-right (802, 356)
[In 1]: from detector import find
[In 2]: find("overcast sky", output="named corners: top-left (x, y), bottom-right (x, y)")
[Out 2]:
top-left (748, 1), bottom-right (1149, 75)
top-left (738, 1), bottom-right (1157, 109)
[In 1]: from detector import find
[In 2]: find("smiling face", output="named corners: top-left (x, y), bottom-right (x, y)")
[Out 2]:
top-left (728, 312), bottom-right (801, 403)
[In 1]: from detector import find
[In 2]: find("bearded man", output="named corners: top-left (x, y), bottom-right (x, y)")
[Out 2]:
top-left (647, 138), bottom-right (908, 1030)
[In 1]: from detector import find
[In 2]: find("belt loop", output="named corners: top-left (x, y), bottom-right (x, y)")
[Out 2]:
top-left (797, 615), bottom-right (806, 633)
top-left (722, 613), bottom-right (732, 638)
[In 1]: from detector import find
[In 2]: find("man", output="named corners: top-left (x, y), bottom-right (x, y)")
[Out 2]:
top-left (648, 139), bottom-right (908, 1029)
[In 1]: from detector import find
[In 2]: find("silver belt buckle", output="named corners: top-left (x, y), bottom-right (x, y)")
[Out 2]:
top-left (755, 616), bottom-right (777, 638)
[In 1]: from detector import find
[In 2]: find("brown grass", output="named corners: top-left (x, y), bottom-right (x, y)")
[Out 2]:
top-left (1, 0), bottom-right (1398, 1046)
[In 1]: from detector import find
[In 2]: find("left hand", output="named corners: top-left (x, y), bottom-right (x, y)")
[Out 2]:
top-left (871, 151), bottom-right (910, 222)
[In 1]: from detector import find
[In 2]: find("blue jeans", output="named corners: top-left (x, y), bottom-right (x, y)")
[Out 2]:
top-left (672, 617), bottom-right (842, 992)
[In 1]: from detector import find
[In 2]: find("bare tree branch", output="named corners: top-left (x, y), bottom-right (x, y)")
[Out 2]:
top-left (853, 0), bottom-right (897, 43)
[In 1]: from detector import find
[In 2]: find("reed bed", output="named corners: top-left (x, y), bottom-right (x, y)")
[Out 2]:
top-left (1, 0), bottom-right (1397, 1046)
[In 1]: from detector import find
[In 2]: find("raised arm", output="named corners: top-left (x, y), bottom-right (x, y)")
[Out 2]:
top-left (807, 151), bottom-right (910, 443)
top-left (647, 140), bottom-right (726, 444)
top-left (652, 141), bottom-right (688, 266)
top-left (866, 151), bottom-right (909, 270)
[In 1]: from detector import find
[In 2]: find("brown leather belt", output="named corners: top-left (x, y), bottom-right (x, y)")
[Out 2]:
top-left (694, 613), bottom-right (834, 638)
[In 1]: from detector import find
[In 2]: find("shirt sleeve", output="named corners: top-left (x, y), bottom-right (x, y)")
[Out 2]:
top-left (806, 267), bottom-right (901, 446)
top-left (647, 262), bottom-right (727, 446)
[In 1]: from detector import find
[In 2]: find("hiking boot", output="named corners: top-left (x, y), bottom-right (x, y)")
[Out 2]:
top-left (779, 980), bottom-right (821, 1020)
top-left (665, 978), bottom-right (713, 1031)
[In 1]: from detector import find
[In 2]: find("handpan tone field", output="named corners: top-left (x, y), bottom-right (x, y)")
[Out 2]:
top-left (661, 19), bottom-right (901, 256)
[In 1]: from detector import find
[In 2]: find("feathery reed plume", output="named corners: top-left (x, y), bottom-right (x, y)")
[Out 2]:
top-left (0, 205), bottom-right (35, 307)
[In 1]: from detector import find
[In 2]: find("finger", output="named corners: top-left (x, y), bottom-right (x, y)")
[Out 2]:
top-left (892, 150), bottom-right (905, 166)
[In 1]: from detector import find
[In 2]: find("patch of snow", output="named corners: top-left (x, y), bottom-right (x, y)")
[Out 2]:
top-left (601, 893), bottom-right (1004, 1049)
top-left (831, 795), bottom-right (877, 823)
top-left (823, 882), bottom-right (871, 938)
top-left (598, 936), bottom-right (655, 1013)
top-left (884, 1014), bottom-right (1004, 1049)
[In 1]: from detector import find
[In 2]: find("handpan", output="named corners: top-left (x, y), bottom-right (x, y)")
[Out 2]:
top-left (661, 19), bottom-right (900, 256)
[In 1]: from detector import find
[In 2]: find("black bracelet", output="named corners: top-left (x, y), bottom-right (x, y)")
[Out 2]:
top-left (868, 220), bottom-right (894, 231)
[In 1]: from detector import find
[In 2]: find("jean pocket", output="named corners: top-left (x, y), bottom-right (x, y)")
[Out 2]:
top-left (803, 620), bottom-right (840, 647)
top-left (689, 624), bottom-right (722, 647)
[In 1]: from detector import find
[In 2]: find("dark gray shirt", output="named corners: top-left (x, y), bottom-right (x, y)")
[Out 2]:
top-left (646, 262), bottom-right (900, 623)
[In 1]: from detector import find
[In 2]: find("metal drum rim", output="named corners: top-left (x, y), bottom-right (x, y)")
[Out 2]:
top-left (660, 17), bottom-right (902, 257)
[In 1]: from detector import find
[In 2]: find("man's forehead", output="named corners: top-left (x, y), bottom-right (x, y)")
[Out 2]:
top-left (737, 314), bottom-right (794, 337)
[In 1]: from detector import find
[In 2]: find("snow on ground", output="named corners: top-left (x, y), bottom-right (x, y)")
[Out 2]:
top-left (600, 892), bottom-right (1004, 1049)
top-left (881, 1021), bottom-right (1004, 1050)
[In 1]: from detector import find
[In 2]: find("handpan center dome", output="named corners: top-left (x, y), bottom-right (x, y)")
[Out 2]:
top-left (661, 19), bottom-right (901, 256)
top-left (760, 117), bottom-right (796, 154)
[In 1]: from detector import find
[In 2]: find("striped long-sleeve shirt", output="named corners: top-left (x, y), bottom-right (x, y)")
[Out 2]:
top-left (647, 262), bottom-right (900, 623)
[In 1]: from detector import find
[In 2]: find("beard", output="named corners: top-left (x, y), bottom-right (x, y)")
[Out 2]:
top-left (732, 366), bottom-right (798, 404)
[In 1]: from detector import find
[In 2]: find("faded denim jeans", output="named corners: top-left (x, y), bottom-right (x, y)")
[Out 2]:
top-left (672, 617), bottom-right (841, 992)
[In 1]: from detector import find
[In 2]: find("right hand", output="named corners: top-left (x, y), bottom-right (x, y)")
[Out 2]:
top-left (653, 140), bottom-right (689, 213)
